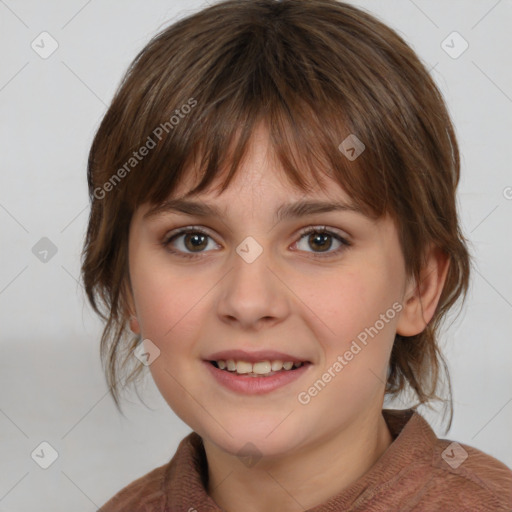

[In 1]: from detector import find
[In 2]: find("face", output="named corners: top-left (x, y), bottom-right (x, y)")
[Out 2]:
top-left (127, 124), bottom-right (410, 458)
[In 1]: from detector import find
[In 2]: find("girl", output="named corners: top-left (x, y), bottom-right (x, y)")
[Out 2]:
top-left (81, 0), bottom-right (512, 510)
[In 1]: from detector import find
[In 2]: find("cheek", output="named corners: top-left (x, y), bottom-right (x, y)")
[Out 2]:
top-left (131, 263), bottom-right (212, 428)
top-left (131, 253), bottom-right (205, 340)
top-left (310, 267), bottom-right (399, 383)
top-left (306, 266), bottom-right (397, 340)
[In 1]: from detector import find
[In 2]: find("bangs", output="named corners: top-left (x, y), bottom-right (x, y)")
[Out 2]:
top-left (110, 10), bottom-right (395, 220)
top-left (126, 95), bottom-right (385, 221)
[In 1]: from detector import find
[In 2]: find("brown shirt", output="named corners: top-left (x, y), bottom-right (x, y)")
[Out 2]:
top-left (101, 409), bottom-right (512, 511)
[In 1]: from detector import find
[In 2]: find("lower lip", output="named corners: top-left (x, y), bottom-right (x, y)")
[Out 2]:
top-left (203, 361), bottom-right (312, 395)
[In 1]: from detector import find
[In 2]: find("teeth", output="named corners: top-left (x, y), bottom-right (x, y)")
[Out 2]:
top-left (271, 360), bottom-right (283, 371)
top-left (215, 359), bottom-right (305, 376)
top-left (236, 361), bottom-right (252, 374)
top-left (253, 361), bottom-right (272, 374)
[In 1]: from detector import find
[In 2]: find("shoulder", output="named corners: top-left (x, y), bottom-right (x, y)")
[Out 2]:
top-left (422, 438), bottom-right (512, 511)
top-left (99, 463), bottom-right (168, 512)
top-left (98, 431), bottom-right (214, 512)
top-left (377, 410), bottom-right (512, 511)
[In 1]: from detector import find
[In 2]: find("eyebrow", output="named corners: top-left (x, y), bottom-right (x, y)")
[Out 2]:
top-left (143, 198), bottom-right (365, 222)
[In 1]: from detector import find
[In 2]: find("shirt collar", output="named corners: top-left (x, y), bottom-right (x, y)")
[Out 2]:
top-left (162, 408), bottom-right (437, 511)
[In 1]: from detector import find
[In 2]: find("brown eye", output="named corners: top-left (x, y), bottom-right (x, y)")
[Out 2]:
top-left (162, 225), bottom-right (350, 260)
top-left (182, 232), bottom-right (208, 252)
top-left (293, 227), bottom-right (350, 258)
top-left (307, 232), bottom-right (332, 252)
top-left (163, 227), bottom-right (219, 259)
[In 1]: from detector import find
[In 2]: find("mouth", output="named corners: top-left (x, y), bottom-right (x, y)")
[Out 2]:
top-left (204, 358), bottom-right (312, 395)
top-left (208, 359), bottom-right (311, 377)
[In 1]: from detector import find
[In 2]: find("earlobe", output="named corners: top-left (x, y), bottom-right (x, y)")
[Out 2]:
top-left (123, 279), bottom-right (140, 335)
top-left (129, 315), bottom-right (141, 335)
top-left (396, 245), bottom-right (450, 337)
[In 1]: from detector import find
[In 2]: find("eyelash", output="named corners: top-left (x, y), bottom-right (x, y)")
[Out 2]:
top-left (161, 225), bottom-right (351, 260)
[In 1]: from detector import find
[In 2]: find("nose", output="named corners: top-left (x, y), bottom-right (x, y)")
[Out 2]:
top-left (216, 240), bottom-right (290, 330)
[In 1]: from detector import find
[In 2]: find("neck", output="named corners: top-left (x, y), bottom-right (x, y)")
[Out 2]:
top-left (204, 408), bottom-right (393, 512)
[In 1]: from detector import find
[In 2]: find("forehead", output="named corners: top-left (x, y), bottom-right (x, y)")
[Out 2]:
top-left (140, 130), bottom-right (366, 224)
top-left (133, 116), bottom-right (385, 228)
top-left (158, 123), bottom-right (349, 205)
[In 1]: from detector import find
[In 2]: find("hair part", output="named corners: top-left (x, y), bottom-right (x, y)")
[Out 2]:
top-left (81, 0), bottom-right (471, 426)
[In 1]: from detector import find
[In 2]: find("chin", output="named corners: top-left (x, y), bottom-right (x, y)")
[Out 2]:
top-left (203, 421), bottom-right (305, 461)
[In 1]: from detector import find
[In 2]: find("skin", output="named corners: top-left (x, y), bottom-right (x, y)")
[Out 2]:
top-left (126, 123), bottom-right (449, 512)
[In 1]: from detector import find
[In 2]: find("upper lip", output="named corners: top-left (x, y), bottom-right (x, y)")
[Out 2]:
top-left (205, 350), bottom-right (311, 364)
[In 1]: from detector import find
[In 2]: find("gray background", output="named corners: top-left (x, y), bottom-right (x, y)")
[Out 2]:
top-left (1, 0), bottom-right (511, 510)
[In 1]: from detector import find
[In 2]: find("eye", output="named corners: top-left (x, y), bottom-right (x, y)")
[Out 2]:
top-left (292, 226), bottom-right (350, 258)
top-left (162, 225), bottom-right (351, 259)
top-left (162, 226), bottom-right (219, 259)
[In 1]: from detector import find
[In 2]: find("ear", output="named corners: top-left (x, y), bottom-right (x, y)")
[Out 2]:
top-left (122, 279), bottom-right (141, 335)
top-left (396, 245), bottom-right (450, 337)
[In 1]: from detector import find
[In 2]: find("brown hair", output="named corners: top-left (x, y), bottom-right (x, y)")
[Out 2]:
top-left (81, 0), bottom-right (471, 422)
